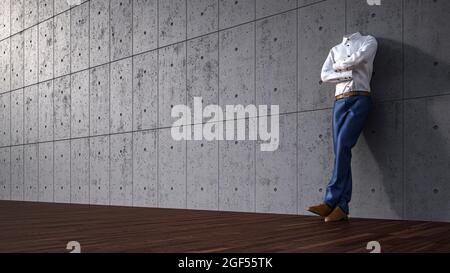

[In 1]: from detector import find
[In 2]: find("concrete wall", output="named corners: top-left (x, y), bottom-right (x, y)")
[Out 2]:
top-left (0, 0), bottom-right (449, 222)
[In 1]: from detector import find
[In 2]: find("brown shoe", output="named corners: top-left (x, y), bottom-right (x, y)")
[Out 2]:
top-left (307, 203), bottom-right (333, 217)
top-left (324, 207), bottom-right (348, 222)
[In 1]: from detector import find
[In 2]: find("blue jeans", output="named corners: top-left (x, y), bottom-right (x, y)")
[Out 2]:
top-left (324, 95), bottom-right (371, 214)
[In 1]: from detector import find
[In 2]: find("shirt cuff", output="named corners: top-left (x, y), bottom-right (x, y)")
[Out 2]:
top-left (336, 70), bottom-right (352, 81)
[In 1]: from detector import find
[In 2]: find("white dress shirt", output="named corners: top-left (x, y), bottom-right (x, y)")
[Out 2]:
top-left (321, 32), bottom-right (378, 96)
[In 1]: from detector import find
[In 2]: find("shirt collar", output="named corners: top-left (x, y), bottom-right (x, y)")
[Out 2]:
top-left (342, 32), bottom-right (362, 43)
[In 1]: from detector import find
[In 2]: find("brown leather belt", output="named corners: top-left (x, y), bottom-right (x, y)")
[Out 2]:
top-left (335, 91), bottom-right (370, 100)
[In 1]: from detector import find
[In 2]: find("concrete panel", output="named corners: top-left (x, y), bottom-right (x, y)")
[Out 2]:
top-left (187, 132), bottom-right (218, 211)
top-left (71, 2), bottom-right (89, 73)
top-left (38, 142), bottom-right (53, 202)
top-left (0, 39), bottom-right (10, 93)
top-left (38, 0), bottom-right (54, 22)
top-left (132, 51), bottom-right (158, 130)
top-left (55, 0), bottom-right (70, 14)
top-left (24, 0), bottom-right (38, 29)
top-left (24, 144), bottom-right (38, 201)
top-left (405, 96), bottom-right (450, 222)
top-left (219, 23), bottom-right (255, 109)
top-left (256, 0), bottom-right (297, 19)
top-left (219, 137), bottom-right (255, 213)
top-left (298, 0), bottom-right (322, 7)
top-left (71, 70), bottom-right (90, 138)
top-left (11, 0), bottom-right (24, 35)
top-left (71, 138), bottom-right (89, 204)
top-left (404, 0), bottom-right (450, 98)
top-left (133, 130), bottom-right (157, 207)
top-left (0, 0), bottom-right (10, 40)
top-left (24, 84), bottom-right (39, 143)
top-left (346, 0), bottom-right (403, 102)
top-left (54, 75), bottom-right (71, 140)
top-left (158, 128), bottom-right (186, 209)
top-left (110, 58), bottom-right (132, 134)
top-left (110, 0), bottom-right (132, 61)
top-left (38, 19), bottom-right (54, 82)
top-left (133, 0), bottom-right (158, 54)
top-left (11, 33), bottom-right (24, 90)
top-left (297, 109), bottom-right (333, 215)
top-left (89, 135), bottom-right (110, 205)
top-left (158, 42), bottom-right (186, 128)
top-left (218, 0), bottom-right (254, 30)
top-left (158, 0), bottom-right (186, 47)
top-left (298, 0), bottom-right (345, 111)
top-left (110, 133), bottom-right (133, 206)
top-left (54, 11), bottom-right (71, 78)
top-left (38, 80), bottom-right (54, 142)
top-left (54, 140), bottom-right (70, 203)
top-left (0, 93), bottom-right (11, 147)
top-left (187, 34), bottom-right (219, 118)
top-left (24, 26), bottom-right (38, 86)
top-left (11, 89), bottom-right (24, 145)
top-left (351, 101), bottom-right (403, 220)
top-left (256, 114), bottom-right (297, 214)
top-left (187, 0), bottom-right (218, 39)
top-left (90, 0), bottom-right (110, 67)
top-left (256, 11), bottom-right (297, 114)
top-left (11, 146), bottom-right (24, 201)
top-left (90, 64), bottom-right (110, 136)
top-left (0, 147), bottom-right (11, 200)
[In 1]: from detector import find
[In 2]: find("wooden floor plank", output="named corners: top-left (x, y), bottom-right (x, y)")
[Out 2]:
top-left (0, 201), bottom-right (449, 253)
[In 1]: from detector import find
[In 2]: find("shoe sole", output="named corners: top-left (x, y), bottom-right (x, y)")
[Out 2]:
top-left (325, 216), bottom-right (349, 222)
top-left (307, 208), bottom-right (329, 218)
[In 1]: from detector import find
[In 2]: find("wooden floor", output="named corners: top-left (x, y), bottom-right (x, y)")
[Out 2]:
top-left (0, 201), bottom-right (449, 253)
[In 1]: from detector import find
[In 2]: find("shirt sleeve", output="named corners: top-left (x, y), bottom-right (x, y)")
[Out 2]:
top-left (321, 50), bottom-right (353, 83)
top-left (333, 35), bottom-right (378, 71)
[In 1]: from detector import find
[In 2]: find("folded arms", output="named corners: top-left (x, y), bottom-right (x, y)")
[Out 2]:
top-left (321, 35), bottom-right (378, 83)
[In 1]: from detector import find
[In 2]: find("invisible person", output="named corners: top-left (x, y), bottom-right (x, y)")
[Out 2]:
top-left (308, 32), bottom-right (378, 222)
